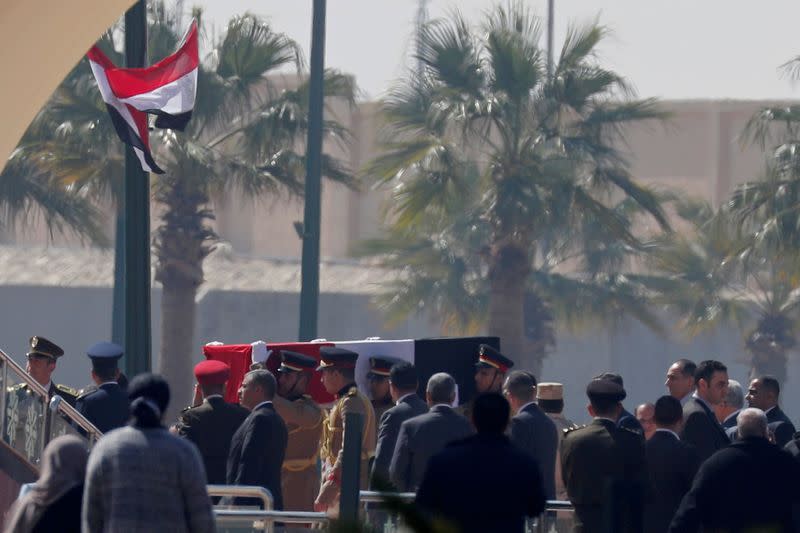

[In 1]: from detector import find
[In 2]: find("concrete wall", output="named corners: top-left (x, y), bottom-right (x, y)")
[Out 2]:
top-left (2, 284), bottom-right (799, 427)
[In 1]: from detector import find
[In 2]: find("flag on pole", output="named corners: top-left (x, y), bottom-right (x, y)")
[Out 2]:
top-left (86, 20), bottom-right (199, 173)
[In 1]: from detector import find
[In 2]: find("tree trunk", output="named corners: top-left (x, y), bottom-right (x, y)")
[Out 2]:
top-left (159, 277), bottom-right (198, 423)
top-left (748, 345), bottom-right (788, 386)
top-left (487, 244), bottom-right (531, 371)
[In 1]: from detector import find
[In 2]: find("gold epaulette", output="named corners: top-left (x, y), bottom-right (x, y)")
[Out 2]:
top-left (7, 383), bottom-right (27, 393)
top-left (76, 386), bottom-right (97, 400)
top-left (345, 387), bottom-right (358, 398)
top-left (563, 424), bottom-right (584, 436)
top-left (56, 384), bottom-right (78, 396)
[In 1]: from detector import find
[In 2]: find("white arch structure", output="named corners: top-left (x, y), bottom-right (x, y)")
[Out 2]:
top-left (0, 0), bottom-right (135, 172)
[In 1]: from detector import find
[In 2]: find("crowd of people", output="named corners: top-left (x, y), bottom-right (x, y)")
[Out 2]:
top-left (6, 335), bottom-right (800, 532)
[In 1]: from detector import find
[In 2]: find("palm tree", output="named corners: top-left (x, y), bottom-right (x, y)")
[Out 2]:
top-left (363, 2), bottom-right (669, 371)
top-left (11, 5), bottom-right (357, 412)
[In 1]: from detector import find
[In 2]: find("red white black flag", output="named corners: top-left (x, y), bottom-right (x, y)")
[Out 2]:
top-left (86, 20), bottom-right (199, 174)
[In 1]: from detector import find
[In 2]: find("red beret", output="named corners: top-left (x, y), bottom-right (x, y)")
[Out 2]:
top-left (194, 360), bottom-right (230, 386)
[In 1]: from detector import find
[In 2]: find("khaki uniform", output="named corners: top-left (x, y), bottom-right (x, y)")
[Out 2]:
top-left (273, 394), bottom-right (324, 512)
top-left (372, 399), bottom-right (393, 428)
top-left (547, 412), bottom-right (577, 501)
top-left (317, 385), bottom-right (376, 514)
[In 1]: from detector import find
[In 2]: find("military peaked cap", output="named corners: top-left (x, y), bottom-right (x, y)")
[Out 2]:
top-left (586, 378), bottom-right (626, 403)
top-left (194, 360), bottom-right (230, 386)
top-left (317, 347), bottom-right (358, 370)
top-left (475, 344), bottom-right (514, 373)
top-left (27, 336), bottom-right (64, 360)
top-left (277, 351), bottom-right (317, 373)
top-left (367, 356), bottom-right (403, 378)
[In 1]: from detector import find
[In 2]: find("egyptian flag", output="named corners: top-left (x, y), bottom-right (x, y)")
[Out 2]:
top-left (86, 21), bottom-right (198, 173)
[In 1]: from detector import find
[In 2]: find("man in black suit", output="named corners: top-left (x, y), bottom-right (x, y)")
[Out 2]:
top-left (745, 375), bottom-right (796, 448)
top-left (680, 359), bottom-right (730, 462)
top-left (390, 372), bottom-right (473, 491)
top-left (645, 396), bottom-right (700, 533)
top-left (665, 359), bottom-right (696, 406)
top-left (75, 342), bottom-right (129, 433)
top-left (416, 393), bottom-right (546, 533)
top-left (503, 370), bottom-right (558, 499)
top-left (595, 372), bottom-right (644, 435)
top-left (227, 369), bottom-right (288, 509)
top-left (669, 408), bottom-right (800, 532)
top-left (561, 379), bottom-right (647, 533)
top-left (714, 378), bottom-right (744, 429)
top-left (175, 360), bottom-right (249, 485)
top-left (370, 362), bottom-right (428, 488)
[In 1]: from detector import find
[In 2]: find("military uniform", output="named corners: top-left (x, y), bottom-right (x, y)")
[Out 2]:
top-left (538, 382), bottom-right (576, 502)
top-left (367, 356), bottom-right (401, 434)
top-left (75, 342), bottom-right (129, 433)
top-left (175, 359), bottom-right (249, 485)
top-left (560, 380), bottom-right (647, 533)
top-left (458, 345), bottom-right (514, 420)
top-left (315, 348), bottom-right (376, 515)
top-left (272, 351), bottom-right (325, 512)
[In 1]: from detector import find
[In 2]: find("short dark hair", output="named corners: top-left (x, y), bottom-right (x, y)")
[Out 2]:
top-left (503, 370), bottom-right (537, 402)
top-left (589, 395), bottom-right (619, 416)
top-left (539, 399), bottom-right (564, 414)
top-left (247, 369), bottom-right (277, 400)
top-left (92, 362), bottom-right (119, 382)
top-left (654, 395), bottom-right (683, 426)
top-left (759, 376), bottom-right (780, 398)
top-left (389, 362), bottom-right (418, 391)
top-left (676, 359), bottom-right (697, 378)
top-left (594, 372), bottom-right (623, 387)
top-left (694, 360), bottom-right (727, 385)
top-left (472, 393), bottom-right (510, 434)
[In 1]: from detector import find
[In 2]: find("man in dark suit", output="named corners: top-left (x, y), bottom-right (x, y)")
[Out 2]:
top-left (745, 375), bottom-right (796, 448)
top-left (370, 361), bottom-right (428, 488)
top-left (561, 379), bottom-right (647, 533)
top-left (645, 396), bottom-right (700, 533)
top-left (175, 360), bottom-right (249, 485)
top-left (227, 369), bottom-right (288, 509)
top-left (595, 372), bottom-right (644, 435)
top-left (75, 342), bottom-right (130, 433)
top-left (503, 370), bottom-right (558, 499)
top-left (669, 408), bottom-right (800, 532)
top-left (416, 393), bottom-right (546, 533)
top-left (680, 359), bottom-right (730, 462)
top-left (714, 378), bottom-right (744, 429)
top-left (390, 372), bottom-right (473, 491)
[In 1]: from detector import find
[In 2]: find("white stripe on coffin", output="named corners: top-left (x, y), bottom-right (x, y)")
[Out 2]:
top-left (331, 339), bottom-right (415, 399)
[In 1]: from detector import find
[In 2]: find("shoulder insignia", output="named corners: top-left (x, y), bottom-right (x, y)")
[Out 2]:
top-left (7, 383), bottom-right (28, 394)
top-left (563, 424), bottom-right (584, 436)
top-left (76, 386), bottom-right (97, 400)
top-left (56, 384), bottom-right (78, 396)
top-left (181, 405), bottom-right (194, 413)
top-left (620, 426), bottom-right (643, 436)
top-left (346, 387), bottom-right (358, 398)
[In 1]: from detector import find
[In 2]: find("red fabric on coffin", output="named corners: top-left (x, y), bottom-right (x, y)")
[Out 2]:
top-left (202, 344), bottom-right (252, 403)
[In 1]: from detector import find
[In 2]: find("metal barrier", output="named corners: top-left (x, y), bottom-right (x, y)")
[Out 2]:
top-left (0, 346), bottom-right (102, 470)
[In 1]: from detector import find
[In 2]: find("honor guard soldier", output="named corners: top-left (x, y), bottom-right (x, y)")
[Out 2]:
top-left (75, 342), bottom-right (129, 433)
top-left (13, 336), bottom-right (79, 406)
top-left (367, 356), bottom-right (401, 425)
top-left (272, 351), bottom-right (325, 512)
top-left (314, 347), bottom-right (376, 514)
top-left (537, 382), bottom-right (576, 501)
top-left (175, 360), bottom-right (249, 485)
top-left (560, 379), bottom-right (647, 533)
top-left (459, 344), bottom-right (513, 418)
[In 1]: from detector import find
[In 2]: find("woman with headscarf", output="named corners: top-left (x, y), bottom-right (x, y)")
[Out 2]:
top-left (81, 373), bottom-right (216, 533)
top-left (5, 435), bottom-right (88, 533)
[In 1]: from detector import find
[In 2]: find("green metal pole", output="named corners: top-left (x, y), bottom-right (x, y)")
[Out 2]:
top-left (123, 0), bottom-right (152, 376)
top-left (339, 412), bottom-right (363, 521)
top-left (111, 212), bottom-right (124, 346)
top-left (298, 0), bottom-right (326, 341)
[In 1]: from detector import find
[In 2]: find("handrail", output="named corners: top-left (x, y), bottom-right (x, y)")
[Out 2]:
top-left (207, 484), bottom-right (273, 510)
top-left (359, 490), bottom-right (416, 503)
top-left (49, 395), bottom-right (102, 441)
top-left (213, 509), bottom-right (329, 524)
top-left (1, 347), bottom-right (49, 397)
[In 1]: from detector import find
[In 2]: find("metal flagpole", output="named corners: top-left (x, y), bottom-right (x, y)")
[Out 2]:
top-left (298, 0), bottom-right (326, 341)
top-left (122, 0), bottom-right (152, 376)
top-left (547, 0), bottom-right (554, 78)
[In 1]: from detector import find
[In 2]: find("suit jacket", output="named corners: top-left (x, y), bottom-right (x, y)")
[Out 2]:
top-left (767, 406), bottom-right (796, 448)
top-left (561, 418), bottom-right (647, 533)
top-left (644, 430), bottom-right (700, 533)
top-left (75, 382), bottom-right (129, 433)
top-left (389, 404), bottom-right (473, 491)
top-left (175, 395), bottom-right (250, 485)
top-left (226, 402), bottom-right (288, 509)
top-left (618, 406), bottom-right (645, 435)
top-left (509, 402), bottom-right (559, 499)
top-left (416, 433), bottom-right (546, 533)
top-left (669, 437), bottom-right (800, 532)
top-left (680, 397), bottom-right (729, 462)
top-left (370, 394), bottom-right (428, 488)
top-left (721, 409), bottom-right (740, 429)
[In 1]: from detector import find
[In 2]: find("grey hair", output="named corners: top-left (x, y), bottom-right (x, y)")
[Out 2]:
top-left (724, 379), bottom-right (745, 410)
top-left (245, 369), bottom-right (277, 400)
top-left (426, 372), bottom-right (456, 404)
top-left (737, 407), bottom-right (768, 439)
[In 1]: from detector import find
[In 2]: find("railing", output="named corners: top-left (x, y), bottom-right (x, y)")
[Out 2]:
top-left (0, 347), bottom-right (102, 469)
top-left (209, 485), bottom-right (328, 532)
